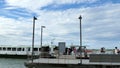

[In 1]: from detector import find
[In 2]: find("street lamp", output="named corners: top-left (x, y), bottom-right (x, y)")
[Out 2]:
top-left (78, 15), bottom-right (82, 64)
top-left (40, 26), bottom-right (46, 48)
top-left (32, 16), bottom-right (37, 63)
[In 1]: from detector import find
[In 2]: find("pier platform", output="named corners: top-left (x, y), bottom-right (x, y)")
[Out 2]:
top-left (25, 58), bottom-right (120, 68)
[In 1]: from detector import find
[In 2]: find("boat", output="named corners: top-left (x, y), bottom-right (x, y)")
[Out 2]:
top-left (0, 44), bottom-right (92, 59)
top-left (0, 45), bottom-right (41, 59)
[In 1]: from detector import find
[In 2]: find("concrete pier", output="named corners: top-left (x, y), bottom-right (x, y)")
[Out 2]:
top-left (24, 54), bottom-right (120, 68)
top-left (24, 58), bottom-right (120, 68)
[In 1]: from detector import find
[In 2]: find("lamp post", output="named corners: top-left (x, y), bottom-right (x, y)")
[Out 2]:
top-left (40, 26), bottom-right (46, 48)
top-left (32, 16), bottom-right (37, 63)
top-left (78, 15), bottom-right (82, 64)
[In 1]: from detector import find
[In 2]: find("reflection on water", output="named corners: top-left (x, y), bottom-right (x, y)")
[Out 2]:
top-left (0, 58), bottom-right (26, 68)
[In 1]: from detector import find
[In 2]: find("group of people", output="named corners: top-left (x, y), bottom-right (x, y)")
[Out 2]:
top-left (100, 47), bottom-right (120, 54)
top-left (63, 46), bottom-right (88, 57)
top-left (64, 47), bottom-right (77, 55)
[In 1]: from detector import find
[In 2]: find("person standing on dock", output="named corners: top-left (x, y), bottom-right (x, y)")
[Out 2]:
top-left (84, 47), bottom-right (88, 58)
top-left (114, 47), bottom-right (119, 54)
top-left (100, 47), bottom-right (105, 54)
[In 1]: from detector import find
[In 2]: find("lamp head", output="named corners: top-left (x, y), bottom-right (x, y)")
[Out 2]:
top-left (41, 26), bottom-right (46, 28)
top-left (34, 16), bottom-right (37, 20)
top-left (79, 15), bottom-right (82, 19)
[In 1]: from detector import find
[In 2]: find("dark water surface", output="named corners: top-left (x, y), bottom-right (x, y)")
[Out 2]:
top-left (0, 58), bottom-right (26, 68)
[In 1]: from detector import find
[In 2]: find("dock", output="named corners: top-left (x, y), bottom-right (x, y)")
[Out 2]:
top-left (24, 45), bottom-right (120, 68)
top-left (24, 54), bottom-right (120, 68)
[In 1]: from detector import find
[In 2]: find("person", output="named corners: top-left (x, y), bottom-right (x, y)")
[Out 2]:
top-left (100, 47), bottom-right (105, 54)
top-left (73, 47), bottom-right (77, 56)
top-left (84, 47), bottom-right (88, 58)
top-left (114, 47), bottom-right (119, 54)
top-left (67, 48), bottom-right (72, 55)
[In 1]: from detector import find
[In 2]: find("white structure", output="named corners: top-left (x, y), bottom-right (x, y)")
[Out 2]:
top-left (0, 45), bottom-right (40, 56)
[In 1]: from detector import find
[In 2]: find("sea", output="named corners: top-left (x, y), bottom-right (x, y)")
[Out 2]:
top-left (0, 58), bottom-right (26, 68)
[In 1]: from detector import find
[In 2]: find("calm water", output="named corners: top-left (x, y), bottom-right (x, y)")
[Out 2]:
top-left (0, 58), bottom-right (26, 68)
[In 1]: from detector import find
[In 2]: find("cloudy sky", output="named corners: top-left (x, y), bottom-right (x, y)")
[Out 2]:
top-left (0, 0), bottom-right (120, 49)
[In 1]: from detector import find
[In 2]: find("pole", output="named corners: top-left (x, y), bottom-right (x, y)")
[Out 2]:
top-left (40, 26), bottom-right (43, 48)
top-left (32, 16), bottom-right (37, 63)
top-left (79, 15), bottom-right (82, 64)
top-left (40, 26), bottom-right (45, 48)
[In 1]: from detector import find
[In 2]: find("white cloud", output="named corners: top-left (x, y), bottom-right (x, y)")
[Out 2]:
top-left (5, 0), bottom-right (53, 11)
top-left (0, 17), bottom-right (34, 45)
top-left (54, 0), bottom-right (97, 4)
top-left (36, 3), bottom-right (120, 48)
top-left (5, 0), bottom-right (98, 11)
top-left (1, 0), bottom-right (120, 48)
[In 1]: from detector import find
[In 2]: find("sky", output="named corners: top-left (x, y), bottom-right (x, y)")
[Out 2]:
top-left (0, 0), bottom-right (120, 49)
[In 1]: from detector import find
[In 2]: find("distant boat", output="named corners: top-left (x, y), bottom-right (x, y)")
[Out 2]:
top-left (0, 45), bottom-right (41, 59)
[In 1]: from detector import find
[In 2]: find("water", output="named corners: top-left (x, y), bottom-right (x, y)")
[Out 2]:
top-left (0, 58), bottom-right (26, 68)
